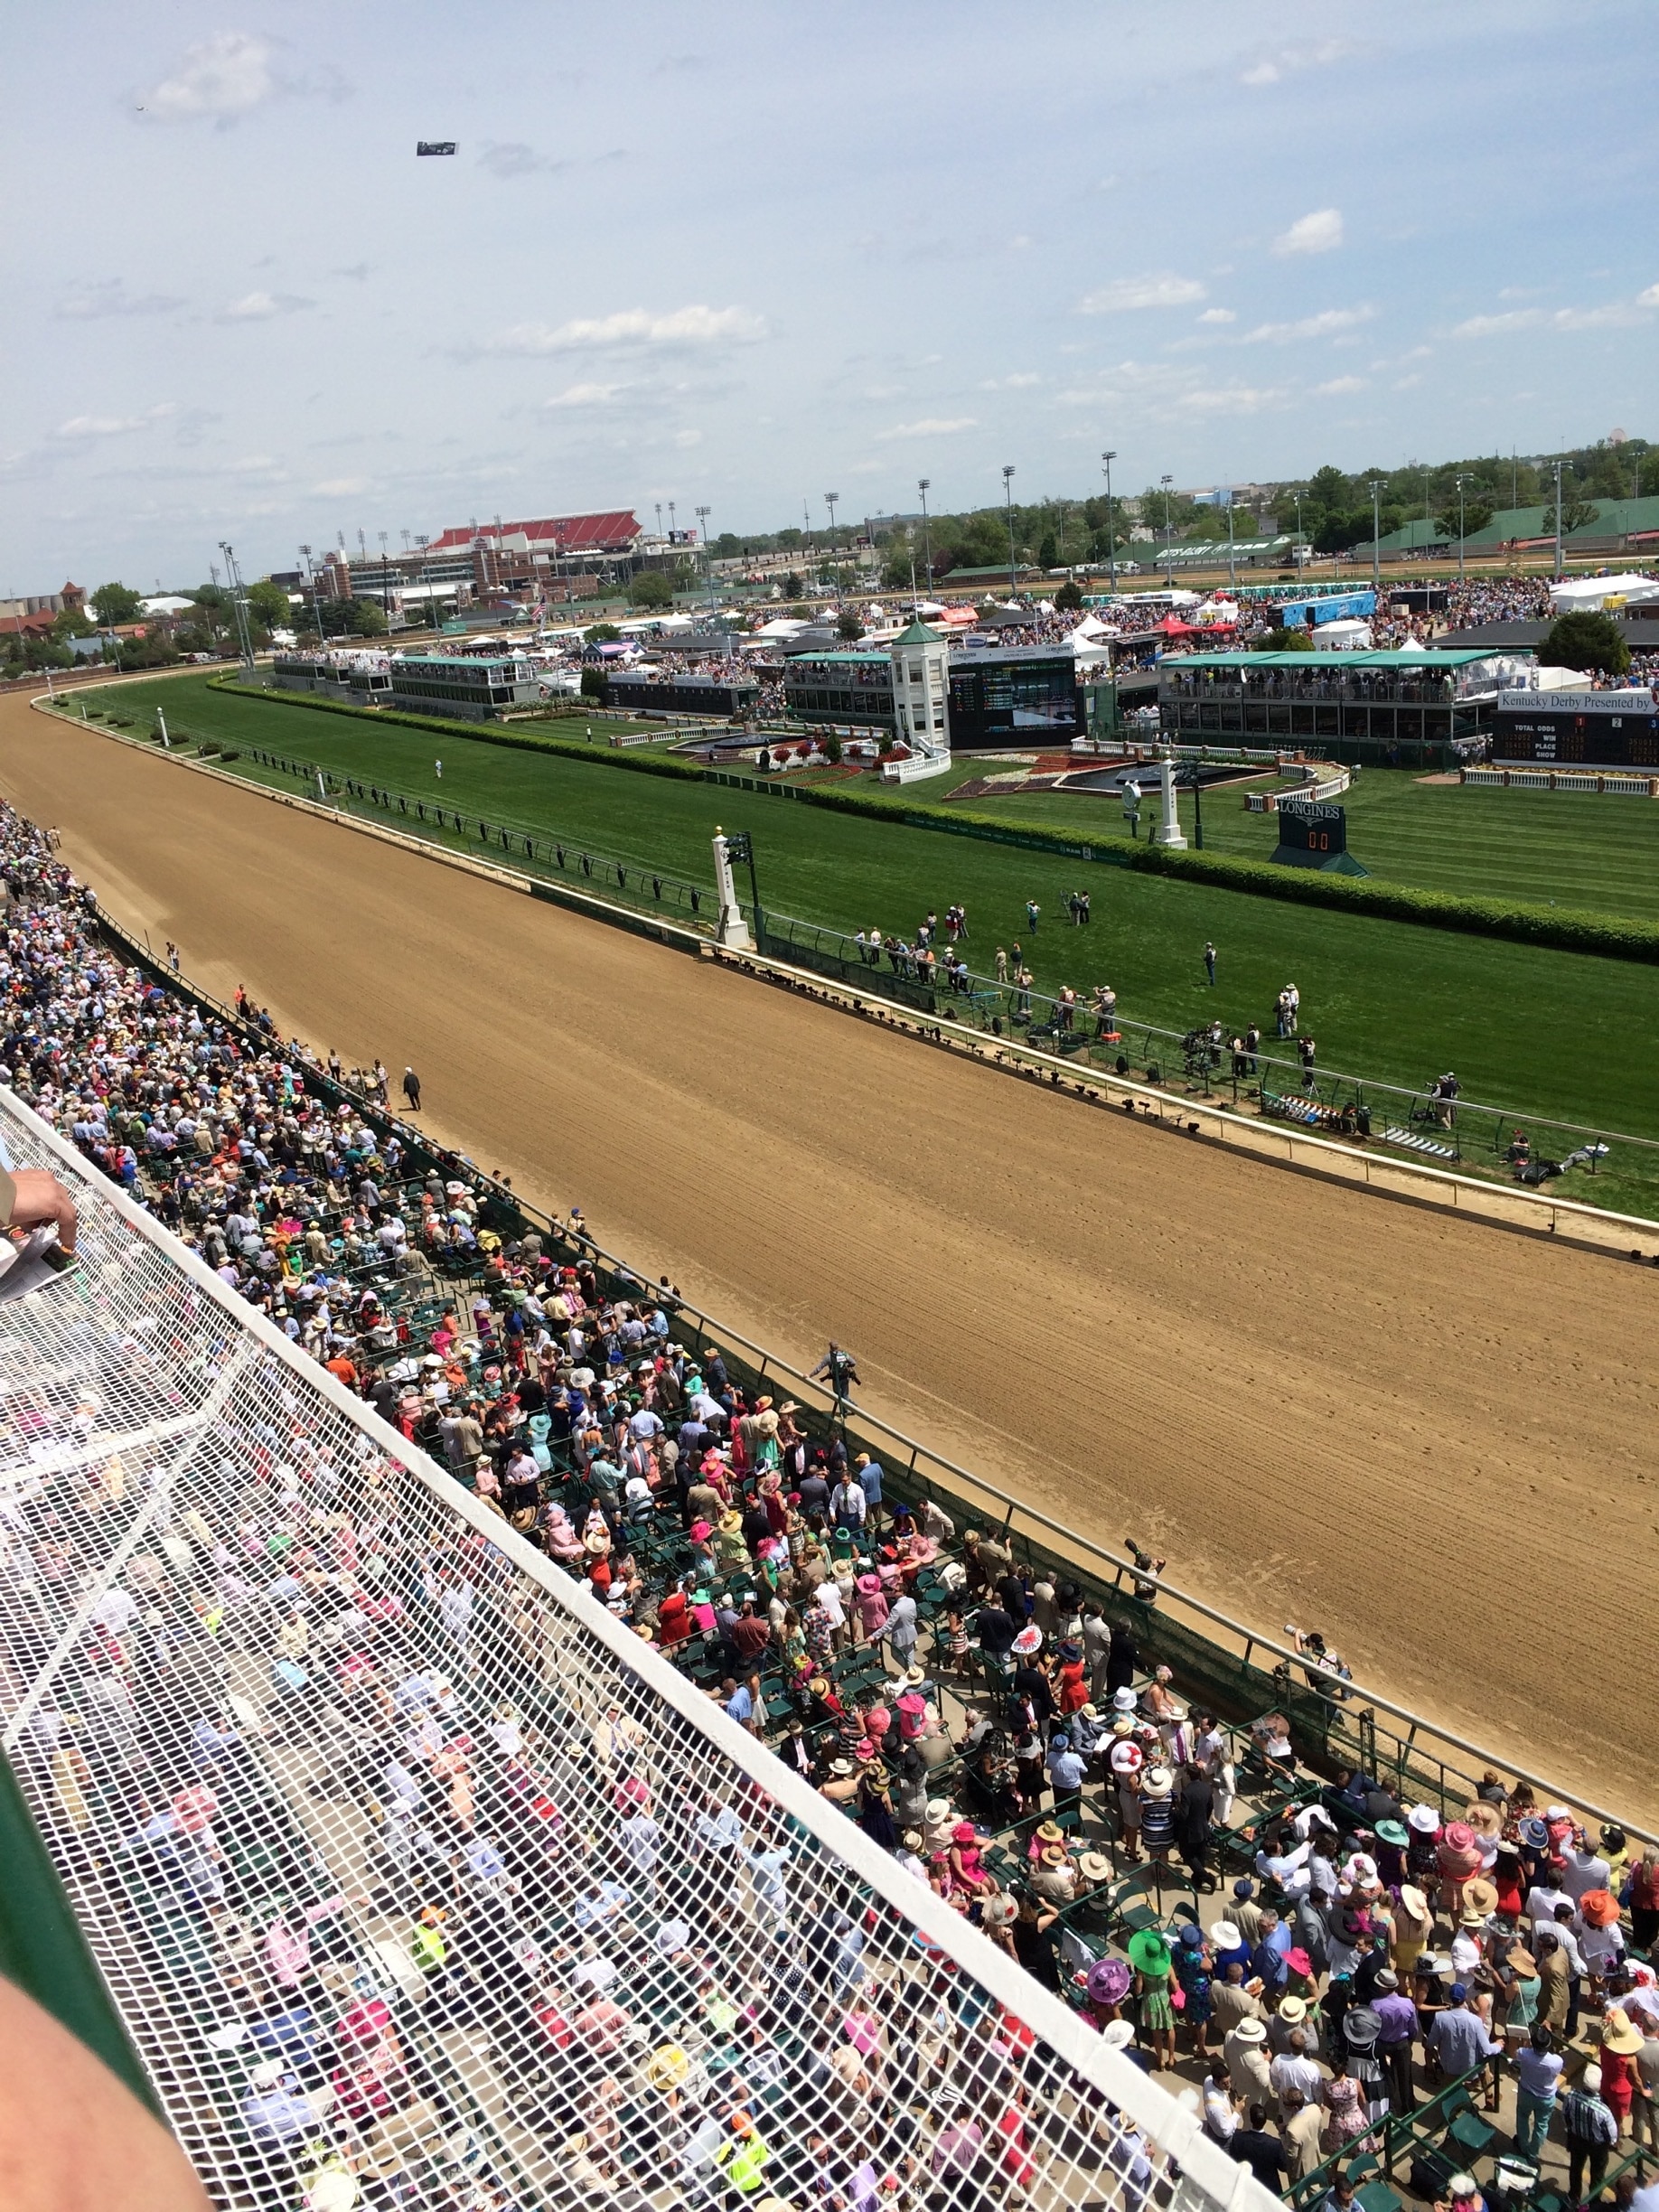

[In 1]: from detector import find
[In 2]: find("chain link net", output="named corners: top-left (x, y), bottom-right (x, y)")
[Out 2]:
top-left (0, 1095), bottom-right (1251, 2212)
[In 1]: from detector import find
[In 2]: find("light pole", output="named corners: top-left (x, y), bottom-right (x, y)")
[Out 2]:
top-left (378, 530), bottom-right (391, 621)
top-left (219, 541), bottom-right (255, 670)
top-left (416, 533), bottom-right (434, 631)
top-left (1002, 464), bottom-right (1017, 598)
top-left (696, 505), bottom-right (715, 623)
top-left (1453, 473), bottom-right (1469, 581)
top-left (917, 478), bottom-right (932, 605)
top-left (824, 492), bottom-right (839, 601)
top-left (1101, 450), bottom-right (1117, 593)
top-left (1225, 488), bottom-right (1237, 593)
top-left (299, 544), bottom-right (323, 640)
top-left (1551, 459), bottom-right (1565, 578)
top-left (1368, 480), bottom-right (1384, 591)
top-left (1293, 489), bottom-right (1305, 571)
top-left (1160, 474), bottom-right (1174, 586)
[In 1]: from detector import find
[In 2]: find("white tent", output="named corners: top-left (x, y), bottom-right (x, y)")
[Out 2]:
top-left (1311, 618), bottom-right (1373, 651)
top-left (1547, 572), bottom-right (1659, 613)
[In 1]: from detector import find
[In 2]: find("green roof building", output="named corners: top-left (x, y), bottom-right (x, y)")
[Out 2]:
top-left (1158, 646), bottom-right (1532, 766)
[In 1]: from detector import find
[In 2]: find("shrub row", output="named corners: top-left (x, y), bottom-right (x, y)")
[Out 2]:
top-left (207, 680), bottom-right (1659, 963)
top-left (211, 680), bottom-right (711, 783)
top-left (1119, 840), bottom-right (1659, 963)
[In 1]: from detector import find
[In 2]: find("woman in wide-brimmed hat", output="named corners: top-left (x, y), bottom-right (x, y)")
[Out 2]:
top-left (1490, 1941), bottom-right (1541, 2049)
top-left (1083, 1954), bottom-right (1131, 2028)
top-left (1599, 2007), bottom-right (1644, 2132)
top-left (1173, 1920), bottom-right (1217, 2055)
top-left (1129, 1927), bottom-right (1177, 2071)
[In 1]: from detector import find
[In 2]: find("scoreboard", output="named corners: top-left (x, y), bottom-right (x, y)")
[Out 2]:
top-left (1273, 799), bottom-right (1348, 859)
top-left (1494, 687), bottom-right (1659, 768)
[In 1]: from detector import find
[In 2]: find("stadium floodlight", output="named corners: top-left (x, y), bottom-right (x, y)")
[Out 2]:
top-left (916, 476), bottom-right (932, 601)
top-left (695, 503), bottom-right (715, 621)
top-left (1160, 474), bottom-right (1175, 586)
top-left (1101, 449), bottom-right (1118, 592)
top-left (1454, 473), bottom-right (1470, 580)
top-left (0, 1090), bottom-right (1281, 2212)
top-left (1002, 464), bottom-right (1017, 598)
top-left (1368, 479), bottom-right (1385, 590)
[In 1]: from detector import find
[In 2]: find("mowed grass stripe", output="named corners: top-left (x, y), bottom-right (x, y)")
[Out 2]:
top-left (75, 674), bottom-right (1659, 1142)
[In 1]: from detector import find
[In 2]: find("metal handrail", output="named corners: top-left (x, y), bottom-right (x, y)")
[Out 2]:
top-left (760, 906), bottom-right (1659, 1157)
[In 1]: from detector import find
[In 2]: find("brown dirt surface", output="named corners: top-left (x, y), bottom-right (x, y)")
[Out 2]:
top-left (5, 701), bottom-right (1654, 1825)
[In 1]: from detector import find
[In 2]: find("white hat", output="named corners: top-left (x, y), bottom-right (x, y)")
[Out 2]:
top-left (1111, 1741), bottom-right (1144, 1776)
top-left (1232, 2018), bottom-right (1267, 2045)
top-left (1011, 1625), bottom-right (1043, 1655)
top-left (1112, 1688), bottom-right (1139, 1711)
top-left (1583, 2065), bottom-right (1603, 2094)
top-left (1142, 1767), bottom-right (1174, 1798)
top-left (1407, 1804), bottom-right (1441, 1833)
top-left (249, 2057), bottom-right (286, 2086)
top-left (1099, 2020), bottom-right (1136, 2049)
top-left (1209, 1921), bottom-right (1242, 1951)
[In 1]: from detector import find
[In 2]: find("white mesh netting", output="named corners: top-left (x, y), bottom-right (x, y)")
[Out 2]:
top-left (0, 1092), bottom-right (1263, 2212)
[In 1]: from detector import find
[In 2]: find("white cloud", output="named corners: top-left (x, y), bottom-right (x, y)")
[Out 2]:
top-left (56, 281), bottom-right (186, 321)
top-left (980, 372), bottom-right (1041, 389)
top-left (1241, 38), bottom-right (1352, 87)
top-left (1196, 308), bottom-right (1236, 325)
top-left (55, 415), bottom-right (145, 439)
top-left (1313, 375), bottom-right (1366, 396)
top-left (1242, 305), bottom-right (1376, 343)
top-left (874, 417), bottom-right (978, 441)
top-left (478, 141), bottom-right (567, 180)
top-left (673, 428), bottom-right (702, 448)
top-left (483, 305), bottom-right (768, 354)
top-left (53, 402), bottom-right (175, 441)
top-left (1080, 274), bottom-right (1205, 313)
top-left (311, 475), bottom-right (369, 496)
top-left (219, 290), bottom-right (315, 321)
top-left (1183, 386), bottom-right (1283, 416)
top-left (1273, 208), bottom-right (1344, 257)
top-left (139, 33), bottom-right (276, 123)
top-left (542, 382), bottom-right (624, 409)
top-left (1453, 295), bottom-right (1656, 339)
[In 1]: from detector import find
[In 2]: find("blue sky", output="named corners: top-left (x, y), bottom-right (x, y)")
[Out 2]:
top-left (4, 0), bottom-right (1656, 587)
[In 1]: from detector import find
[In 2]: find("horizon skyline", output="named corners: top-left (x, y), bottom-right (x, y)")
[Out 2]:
top-left (4, 0), bottom-right (1655, 589)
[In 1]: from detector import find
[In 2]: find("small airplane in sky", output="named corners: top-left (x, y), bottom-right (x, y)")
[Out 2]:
top-left (416, 141), bottom-right (457, 156)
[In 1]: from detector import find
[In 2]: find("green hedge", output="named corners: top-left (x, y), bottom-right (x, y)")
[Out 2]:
top-left (213, 680), bottom-right (709, 782)
top-left (210, 680), bottom-right (1659, 962)
top-left (1119, 839), bottom-right (1659, 961)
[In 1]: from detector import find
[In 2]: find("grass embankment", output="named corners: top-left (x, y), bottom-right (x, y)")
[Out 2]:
top-left (68, 674), bottom-right (1659, 1150)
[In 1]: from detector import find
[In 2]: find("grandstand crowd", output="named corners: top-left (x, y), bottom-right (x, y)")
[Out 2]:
top-left (1, 796), bottom-right (1655, 2212)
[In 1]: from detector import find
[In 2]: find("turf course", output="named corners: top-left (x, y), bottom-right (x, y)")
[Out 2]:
top-left (67, 673), bottom-right (1659, 1158)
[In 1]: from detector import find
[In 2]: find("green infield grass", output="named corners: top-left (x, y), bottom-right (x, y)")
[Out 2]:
top-left (63, 673), bottom-right (1659, 1155)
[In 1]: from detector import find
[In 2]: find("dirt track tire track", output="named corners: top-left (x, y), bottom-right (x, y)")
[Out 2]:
top-left (6, 703), bottom-right (1654, 1821)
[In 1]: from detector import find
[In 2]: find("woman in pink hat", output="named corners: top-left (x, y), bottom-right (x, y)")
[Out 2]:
top-left (1437, 1820), bottom-right (1484, 1925)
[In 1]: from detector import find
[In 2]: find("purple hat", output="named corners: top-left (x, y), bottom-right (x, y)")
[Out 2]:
top-left (1086, 1957), bottom-right (1132, 2006)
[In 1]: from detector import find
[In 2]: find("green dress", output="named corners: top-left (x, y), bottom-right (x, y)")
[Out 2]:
top-left (1139, 1969), bottom-right (1175, 2033)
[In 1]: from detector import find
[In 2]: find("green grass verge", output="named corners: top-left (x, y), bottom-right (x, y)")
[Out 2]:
top-left (65, 672), bottom-right (1659, 1146)
top-left (202, 679), bottom-right (1659, 962)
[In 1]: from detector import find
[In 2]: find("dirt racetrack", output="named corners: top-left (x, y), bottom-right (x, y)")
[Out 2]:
top-left (5, 701), bottom-right (1654, 1824)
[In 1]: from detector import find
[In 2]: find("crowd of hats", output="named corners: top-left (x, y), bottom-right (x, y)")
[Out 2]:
top-left (8, 797), bottom-right (1658, 2210)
